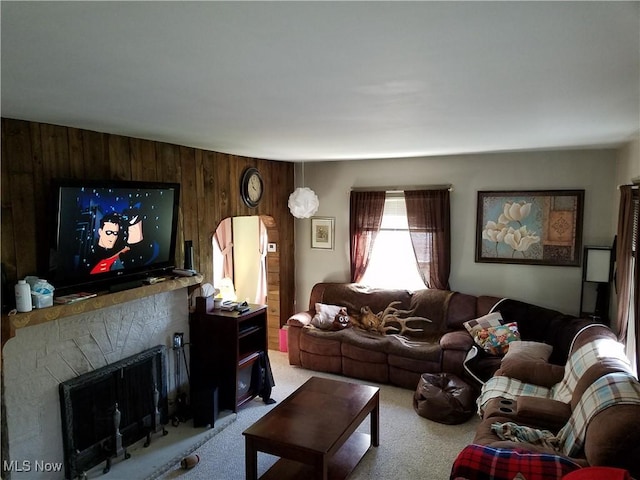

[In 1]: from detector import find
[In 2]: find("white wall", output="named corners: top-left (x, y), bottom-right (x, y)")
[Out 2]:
top-left (294, 148), bottom-right (618, 315)
top-left (232, 216), bottom-right (261, 303)
top-left (2, 290), bottom-right (190, 480)
top-left (615, 132), bottom-right (640, 186)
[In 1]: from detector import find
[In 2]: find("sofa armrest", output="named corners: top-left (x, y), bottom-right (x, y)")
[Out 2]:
top-left (287, 311), bottom-right (313, 328)
top-left (516, 396), bottom-right (571, 431)
top-left (440, 330), bottom-right (474, 351)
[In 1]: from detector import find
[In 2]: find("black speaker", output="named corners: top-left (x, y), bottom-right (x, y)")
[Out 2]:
top-left (184, 240), bottom-right (194, 270)
top-left (191, 386), bottom-right (219, 428)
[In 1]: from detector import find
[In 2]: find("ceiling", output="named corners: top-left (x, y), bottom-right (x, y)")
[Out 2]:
top-left (2, 1), bottom-right (639, 162)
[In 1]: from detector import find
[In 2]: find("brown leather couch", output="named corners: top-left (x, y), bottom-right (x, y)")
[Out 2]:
top-left (287, 283), bottom-right (596, 390)
top-left (287, 283), bottom-right (502, 389)
top-left (469, 324), bottom-right (640, 477)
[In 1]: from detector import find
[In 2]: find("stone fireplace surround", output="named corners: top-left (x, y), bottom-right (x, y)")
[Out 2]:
top-left (2, 289), bottom-right (191, 480)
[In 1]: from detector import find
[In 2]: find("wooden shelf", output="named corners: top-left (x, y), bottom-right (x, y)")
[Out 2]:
top-left (190, 298), bottom-right (268, 413)
top-left (2, 274), bottom-right (203, 347)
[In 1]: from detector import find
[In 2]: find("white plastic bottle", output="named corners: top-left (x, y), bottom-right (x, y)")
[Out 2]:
top-left (15, 279), bottom-right (32, 313)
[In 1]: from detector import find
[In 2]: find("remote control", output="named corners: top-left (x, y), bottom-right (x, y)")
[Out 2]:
top-left (143, 276), bottom-right (167, 285)
top-left (172, 268), bottom-right (196, 277)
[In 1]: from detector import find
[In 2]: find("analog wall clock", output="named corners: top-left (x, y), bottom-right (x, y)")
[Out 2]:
top-left (240, 167), bottom-right (264, 208)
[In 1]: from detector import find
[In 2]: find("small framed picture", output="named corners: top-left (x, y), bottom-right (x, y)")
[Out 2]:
top-left (311, 217), bottom-right (335, 250)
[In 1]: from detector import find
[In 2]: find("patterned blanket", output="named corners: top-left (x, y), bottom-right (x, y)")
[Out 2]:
top-left (551, 336), bottom-right (631, 403)
top-left (450, 444), bottom-right (581, 480)
top-left (489, 372), bottom-right (640, 459)
top-left (477, 336), bottom-right (632, 414)
top-left (477, 376), bottom-right (553, 414)
top-left (491, 421), bottom-right (561, 451)
top-left (557, 372), bottom-right (640, 456)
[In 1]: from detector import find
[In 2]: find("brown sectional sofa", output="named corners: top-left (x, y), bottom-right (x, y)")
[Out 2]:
top-left (286, 282), bottom-right (592, 390)
top-left (289, 282), bottom-right (640, 476)
top-left (467, 323), bottom-right (640, 477)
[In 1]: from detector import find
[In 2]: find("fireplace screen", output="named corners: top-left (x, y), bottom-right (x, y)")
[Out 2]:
top-left (59, 345), bottom-right (168, 479)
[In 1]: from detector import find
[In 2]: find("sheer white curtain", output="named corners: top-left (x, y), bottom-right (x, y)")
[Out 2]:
top-left (255, 220), bottom-right (268, 304)
top-left (213, 218), bottom-right (234, 280)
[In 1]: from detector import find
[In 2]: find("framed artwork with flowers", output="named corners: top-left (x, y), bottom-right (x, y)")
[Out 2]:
top-left (476, 190), bottom-right (584, 266)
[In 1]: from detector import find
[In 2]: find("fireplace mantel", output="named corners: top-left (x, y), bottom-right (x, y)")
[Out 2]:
top-left (1, 274), bottom-right (203, 348)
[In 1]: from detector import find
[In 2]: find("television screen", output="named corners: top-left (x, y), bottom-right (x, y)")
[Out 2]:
top-left (49, 180), bottom-right (180, 294)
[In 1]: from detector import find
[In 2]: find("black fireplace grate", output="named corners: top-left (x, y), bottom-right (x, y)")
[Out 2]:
top-left (59, 345), bottom-right (168, 480)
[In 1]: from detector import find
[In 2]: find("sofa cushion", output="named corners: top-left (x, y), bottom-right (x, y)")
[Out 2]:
top-left (516, 396), bottom-right (571, 431)
top-left (387, 354), bottom-right (440, 373)
top-left (502, 340), bottom-right (553, 363)
top-left (342, 357), bottom-right (388, 383)
top-left (299, 327), bottom-right (342, 355)
top-left (408, 288), bottom-right (454, 337)
top-left (341, 341), bottom-right (387, 363)
top-left (337, 326), bottom-right (390, 350)
top-left (492, 299), bottom-right (590, 365)
top-left (299, 351), bottom-right (342, 374)
top-left (446, 292), bottom-right (493, 330)
top-left (385, 335), bottom-right (441, 361)
top-left (440, 330), bottom-right (475, 351)
top-left (496, 359), bottom-right (565, 388)
top-left (319, 283), bottom-right (412, 314)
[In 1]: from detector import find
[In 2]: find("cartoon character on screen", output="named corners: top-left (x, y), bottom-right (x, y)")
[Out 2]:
top-left (88, 213), bottom-right (129, 274)
top-left (88, 210), bottom-right (144, 274)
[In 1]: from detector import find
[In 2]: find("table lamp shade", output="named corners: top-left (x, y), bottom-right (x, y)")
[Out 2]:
top-left (585, 248), bottom-right (611, 283)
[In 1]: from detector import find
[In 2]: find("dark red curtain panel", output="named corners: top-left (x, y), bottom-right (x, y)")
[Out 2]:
top-left (615, 186), bottom-right (640, 372)
top-left (404, 189), bottom-right (451, 290)
top-left (349, 191), bottom-right (385, 283)
top-left (616, 186), bottom-right (634, 342)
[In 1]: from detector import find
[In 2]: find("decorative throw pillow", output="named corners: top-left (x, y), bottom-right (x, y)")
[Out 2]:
top-left (311, 303), bottom-right (346, 330)
top-left (464, 312), bottom-right (504, 340)
top-left (330, 307), bottom-right (351, 331)
top-left (502, 341), bottom-right (553, 364)
top-left (478, 322), bottom-right (521, 355)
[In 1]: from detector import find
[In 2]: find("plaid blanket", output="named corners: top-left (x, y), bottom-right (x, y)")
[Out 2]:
top-left (476, 376), bottom-right (553, 415)
top-left (450, 444), bottom-right (581, 480)
top-left (557, 372), bottom-right (640, 456)
top-left (477, 336), bottom-right (631, 414)
top-left (551, 337), bottom-right (631, 403)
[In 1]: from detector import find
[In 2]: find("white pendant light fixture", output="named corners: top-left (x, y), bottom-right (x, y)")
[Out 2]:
top-left (288, 163), bottom-right (319, 218)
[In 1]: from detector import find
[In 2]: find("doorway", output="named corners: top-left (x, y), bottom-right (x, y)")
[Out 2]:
top-left (212, 216), bottom-right (268, 305)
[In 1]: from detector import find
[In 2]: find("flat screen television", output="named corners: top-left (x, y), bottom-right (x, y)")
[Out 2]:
top-left (48, 179), bottom-right (181, 295)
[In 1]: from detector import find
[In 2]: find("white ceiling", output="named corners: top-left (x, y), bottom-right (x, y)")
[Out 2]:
top-left (2, 1), bottom-right (639, 162)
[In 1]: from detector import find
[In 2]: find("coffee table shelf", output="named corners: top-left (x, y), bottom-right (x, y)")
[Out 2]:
top-left (259, 432), bottom-right (371, 480)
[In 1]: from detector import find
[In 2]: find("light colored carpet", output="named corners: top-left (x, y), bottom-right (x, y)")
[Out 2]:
top-left (153, 350), bottom-right (480, 480)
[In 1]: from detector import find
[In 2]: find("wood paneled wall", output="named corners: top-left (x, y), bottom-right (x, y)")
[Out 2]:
top-left (1, 118), bottom-right (296, 346)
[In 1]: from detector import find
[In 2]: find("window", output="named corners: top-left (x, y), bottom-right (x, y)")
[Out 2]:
top-left (360, 193), bottom-right (426, 291)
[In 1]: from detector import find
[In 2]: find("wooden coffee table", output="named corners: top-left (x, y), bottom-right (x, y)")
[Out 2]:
top-left (243, 376), bottom-right (380, 480)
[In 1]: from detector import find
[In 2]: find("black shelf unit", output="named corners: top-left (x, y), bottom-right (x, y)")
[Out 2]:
top-left (190, 297), bottom-right (268, 415)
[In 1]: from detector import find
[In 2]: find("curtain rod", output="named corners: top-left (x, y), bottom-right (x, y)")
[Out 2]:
top-left (351, 184), bottom-right (453, 192)
top-left (617, 184), bottom-right (639, 189)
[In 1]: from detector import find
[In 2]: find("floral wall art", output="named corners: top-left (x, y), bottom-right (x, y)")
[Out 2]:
top-left (476, 190), bottom-right (584, 266)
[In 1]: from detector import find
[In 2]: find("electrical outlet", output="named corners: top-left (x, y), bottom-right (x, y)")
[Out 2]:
top-left (267, 243), bottom-right (276, 252)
